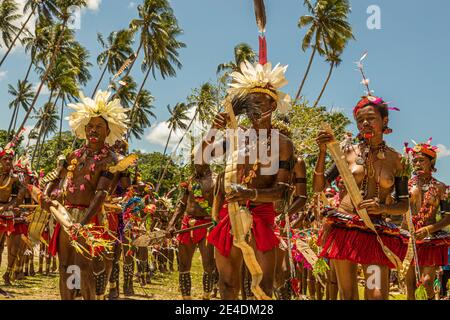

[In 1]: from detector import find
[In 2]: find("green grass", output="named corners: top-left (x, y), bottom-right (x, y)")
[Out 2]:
top-left (1, 249), bottom-right (408, 300)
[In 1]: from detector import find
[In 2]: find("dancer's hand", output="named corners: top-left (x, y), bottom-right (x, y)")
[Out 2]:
top-left (316, 130), bottom-right (335, 153)
top-left (225, 185), bottom-right (255, 202)
top-left (40, 194), bottom-right (53, 212)
top-left (212, 112), bottom-right (229, 130)
top-left (166, 225), bottom-right (175, 238)
top-left (358, 198), bottom-right (384, 215)
top-left (415, 227), bottom-right (430, 240)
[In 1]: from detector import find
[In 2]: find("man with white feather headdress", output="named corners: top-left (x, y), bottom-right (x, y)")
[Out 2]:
top-left (41, 90), bottom-right (130, 300)
top-left (197, 58), bottom-right (296, 299)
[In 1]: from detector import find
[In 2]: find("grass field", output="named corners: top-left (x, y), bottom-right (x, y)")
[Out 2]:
top-left (0, 249), bottom-right (407, 300)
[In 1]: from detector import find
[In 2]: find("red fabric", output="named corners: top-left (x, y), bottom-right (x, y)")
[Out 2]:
top-left (207, 202), bottom-right (279, 257)
top-left (106, 211), bottom-right (119, 234)
top-left (48, 215), bottom-right (103, 257)
top-left (12, 222), bottom-right (28, 235)
top-left (258, 35), bottom-right (267, 65)
top-left (416, 243), bottom-right (449, 267)
top-left (41, 230), bottom-right (49, 242)
top-left (0, 217), bottom-right (14, 234)
top-left (49, 223), bottom-right (61, 257)
top-left (177, 215), bottom-right (210, 245)
top-left (320, 226), bottom-right (407, 269)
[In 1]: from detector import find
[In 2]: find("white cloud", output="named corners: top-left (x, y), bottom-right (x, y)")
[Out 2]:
top-left (86, 0), bottom-right (102, 11)
top-left (128, 1), bottom-right (137, 9)
top-left (437, 144), bottom-right (450, 158)
top-left (145, 107), bottom-right (208, 157)
top-left (0, 71), bottom-right (7, 81)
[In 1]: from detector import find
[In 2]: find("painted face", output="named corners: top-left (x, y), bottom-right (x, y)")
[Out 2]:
top-left (412, 153), bottom-right (433, 175)
top-left (246, 92), bottom-right (276, 128)
top-left (355, 105), bottom-right (387, 139)
top-left (85, 117), bottom-right (110, 145)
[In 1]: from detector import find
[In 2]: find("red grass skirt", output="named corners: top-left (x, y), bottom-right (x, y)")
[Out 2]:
top-left (48, 212), bottom-right (106, 257)
top-left (319, 211), bottom-right (408, 269)
top-left (106, 210), bottom-right (119, 234)
top-left (12, 222), bottom-right (28, 235)
top-left (0, 217), bottom-right (14, 234)
top-left (414, 231), bottom-right (450, 267)
top-left (178, 214), bottom-right (211, 245)
top-left (207, 202), bottom-right (279, 257)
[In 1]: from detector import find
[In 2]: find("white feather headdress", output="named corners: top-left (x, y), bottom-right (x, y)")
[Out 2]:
top-left (67, 90), bottom-right (130, 146)
top-left (228, 61), bottom-right (291, 114)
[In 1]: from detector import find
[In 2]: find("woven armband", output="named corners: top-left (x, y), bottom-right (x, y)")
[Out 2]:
top-left (325, 164), bottom-right (339, 183)
top-left (395, 176), bottom-right (409, 199)
top-left (440, 200), bottom-right (450, 214)
top-left (294, 177), bottom-right (307, 184)
top-left (100, 171), bottom-right (114, 180)
top-left (279, 160), bottom-right (292, 170)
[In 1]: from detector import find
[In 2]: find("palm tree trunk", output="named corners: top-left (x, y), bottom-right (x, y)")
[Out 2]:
top-left (154, 127), bottom-right (174, 193)
top-left (7, 105), bottom-right (19, 138)
top-left (58, 97), bottom-right (65, 151)
top-left (91, 59), bottom-right (109, 98)
top-left (313, 61), bottom-right (335, 108)
top-left (24, 59), bottom-right (34, 82)
top-left (0, 8), bottom-right (36, 68)
top-left (294, 46), bottom-right (317, 104)
top-left (36, 134), bottom-right (47, 170)
top-left (15, 20), bottom-right (68, 138)
top-left (31, 123), bottom-right (45, 166)
top-left (155, 110), bottom-right (198, 193)
top-left (12, 104), bottom-right (20, 133)
top-left (127, 67), bottom-right (152, 139)
top-left (31, 91), bottom-right (55, 165)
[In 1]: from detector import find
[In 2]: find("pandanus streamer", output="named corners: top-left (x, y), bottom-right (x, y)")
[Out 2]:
top-left (223, 97), bottom-right (270, 300)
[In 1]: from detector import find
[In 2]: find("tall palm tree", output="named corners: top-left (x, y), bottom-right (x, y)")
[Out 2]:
top-left (294, 0), bottom-right (353, 104)
top-left (15, 0), bottom-right (87, 138)
top-left (20, 16), bottom-right (53, 83)
top-left (162, 102), bottom-right (190, 159)
top-left (127, 0), bottom-right (185, 137)
top-left (216, 42), bottom-right (256, 74)
top-left (155, 102), bottom-right (189, 193)
top-left (156, 82), bottom-right (219, 190)
top-left (93, 29), bottom-right (134, 96)
top-left (128, 89), bottom-right (156, 140)
top-left (7, 80), bottom-right (35, 137)
top-left (31, 101), bottom-right (59, 166)
top-left (0, 0), bottom-right (21, 52)
top-left (0, 0), bottom-right (58, 68)
top-left (110, 75), bottom-right (137, 108)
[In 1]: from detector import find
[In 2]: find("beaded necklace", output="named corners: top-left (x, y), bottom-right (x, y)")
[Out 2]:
top-left (191, 179), bottom-right (212, 215)
top-left (409, 175), bottom-right (439, 229)
top-left (65, 145), bottom-right (110, 195)
top-left (355, 141), bottom-right (385, 200)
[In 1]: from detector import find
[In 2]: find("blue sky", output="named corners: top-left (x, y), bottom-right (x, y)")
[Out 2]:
top-left (1, 0), bottom-right (449, 182)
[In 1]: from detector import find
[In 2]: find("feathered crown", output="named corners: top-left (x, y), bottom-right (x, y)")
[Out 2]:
top-left (67, 90), bottom-right (129, 146)
top-left (227, 61), bottom-right (291, 114)
top-left (405, 138), bottom-right (438, 161)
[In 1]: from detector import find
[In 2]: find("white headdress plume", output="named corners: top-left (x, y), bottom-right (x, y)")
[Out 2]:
top-left (67, 90), bottom-right (130, 146)
top-left (227, 61), bottom-right (292, 114)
